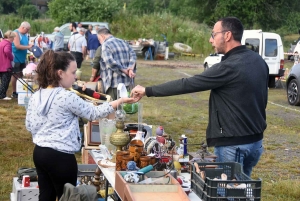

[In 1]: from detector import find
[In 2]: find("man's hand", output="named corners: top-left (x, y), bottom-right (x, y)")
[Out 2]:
top-left (121, 69), bottom-right (135, 78)
top-left (130, 85), bottom-right (146, 101)
top-left (128, 69), bottom-right (135, 78)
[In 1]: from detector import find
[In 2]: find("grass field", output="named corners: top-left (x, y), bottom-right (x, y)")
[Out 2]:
top-left (0, 58), bottom-right (299, 200)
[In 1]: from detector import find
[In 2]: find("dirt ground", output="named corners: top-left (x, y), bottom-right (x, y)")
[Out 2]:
top-left (137, 59), bottom-right (203, 69)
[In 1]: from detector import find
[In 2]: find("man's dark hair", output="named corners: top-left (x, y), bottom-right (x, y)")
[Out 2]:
top-left (71, 22), bottom-right (77, 29)
top-left (97, 27), bottom-right (111, 35)
top-left (219, 17), bottom-right (244, 42)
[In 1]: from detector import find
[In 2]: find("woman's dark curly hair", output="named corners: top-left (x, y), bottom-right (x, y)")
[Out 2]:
top-left (36, 50), bottom-right (75, 88)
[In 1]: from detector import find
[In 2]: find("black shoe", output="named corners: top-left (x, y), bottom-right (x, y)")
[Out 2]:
top-left (11, 93), bottom-right (18, 98)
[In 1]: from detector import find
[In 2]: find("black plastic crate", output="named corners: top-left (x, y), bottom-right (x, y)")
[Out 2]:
top-left (191, 162), bottom-right (261, 201)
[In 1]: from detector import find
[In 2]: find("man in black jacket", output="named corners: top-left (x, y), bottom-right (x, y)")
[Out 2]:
top-left (131, 17), bottom-right (268, 177)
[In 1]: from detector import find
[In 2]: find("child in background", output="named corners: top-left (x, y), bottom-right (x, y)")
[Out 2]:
top-left (23, 55), bottom-right (37, 76)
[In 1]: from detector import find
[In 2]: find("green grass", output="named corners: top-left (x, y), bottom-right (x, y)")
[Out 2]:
top-left (1, 59), bottom-right (300, 200)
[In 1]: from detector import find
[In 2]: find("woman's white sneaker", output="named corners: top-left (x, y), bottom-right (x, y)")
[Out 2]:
top-left (1, 97), bottom-right (12, 100)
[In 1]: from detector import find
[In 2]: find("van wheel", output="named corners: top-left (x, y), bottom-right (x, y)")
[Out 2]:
top-left (268, 76), bottom-right (276, 88)
top-left (287, 79), bottom-right (300, 105)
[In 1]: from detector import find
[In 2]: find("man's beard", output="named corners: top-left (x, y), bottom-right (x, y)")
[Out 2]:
top-left (216, 39), bottom-right (225, 54)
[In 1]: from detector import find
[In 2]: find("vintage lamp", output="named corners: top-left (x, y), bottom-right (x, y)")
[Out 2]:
top-left (109, 84), bottom-right (130, 151)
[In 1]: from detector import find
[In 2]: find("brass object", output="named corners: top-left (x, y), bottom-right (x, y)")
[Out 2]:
top-left (109, 120), bottom-right (130, 151)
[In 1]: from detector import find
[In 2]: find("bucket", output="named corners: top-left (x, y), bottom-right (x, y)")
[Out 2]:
top-left (99, 118), bottom-right (116, 151)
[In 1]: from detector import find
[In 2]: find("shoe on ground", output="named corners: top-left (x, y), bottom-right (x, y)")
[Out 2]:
top-left (0, 97), bottom-right (12, 100)
top-left (11, 93), bottom-right (18, 98)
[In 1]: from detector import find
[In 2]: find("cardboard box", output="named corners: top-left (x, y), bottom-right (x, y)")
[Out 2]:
top-left (115, 171), bottom-right (188, 201)
top-left (18, 92), bottom-right (32, 105)
top-left (16, 79), bottom-right (37, 93)
top-left (123, 184), bottom-right (189, 201)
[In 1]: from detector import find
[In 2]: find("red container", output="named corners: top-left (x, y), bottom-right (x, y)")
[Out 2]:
top-left (22, 175), bottom-right (30, 187)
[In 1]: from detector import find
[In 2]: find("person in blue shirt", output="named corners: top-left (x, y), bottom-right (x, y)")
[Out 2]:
top-left (11, 21), bottom-right (33, 98)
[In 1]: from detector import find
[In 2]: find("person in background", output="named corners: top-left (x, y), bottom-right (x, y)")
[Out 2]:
top-left (53, 27), bottom-right (64, 52)
top-left (76, 22), bottom-right (82, 32)
top-left (87, 25), bottom-right (101, 65)
top-left (69, 22), bottom-right (78, 36)
top-left (0, 29), bottom-right (3, 42)
top-left (25, 50), bottom-right (138, 201)
top-left (131, 17), bottom-right (268, 177)
top-left (294, 51), bottom-right (299, 66)
top-left (97, 27), bottom-right (137, 100)
top-left (0, 30), bottom-right (16, 100)
top-left (85, 24), bottom-right (93, 41)
top-left (89, 45), bottom-right (102, 82)
top-left (68, 27), bottom-right (86, 69)
top-left (11, 21), bottom-right (33, 98)
top-left (23, 55), bottom-right (37, 76)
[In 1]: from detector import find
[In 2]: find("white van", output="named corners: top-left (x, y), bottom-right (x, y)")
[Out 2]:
top-left (203, 30), bottom-right (285, 87)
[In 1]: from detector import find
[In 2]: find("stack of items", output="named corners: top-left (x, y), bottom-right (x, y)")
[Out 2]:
top-left (16, 77), bottom-right (37, 108)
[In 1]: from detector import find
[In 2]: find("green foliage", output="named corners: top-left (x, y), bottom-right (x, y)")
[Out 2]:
top-left (0, 0), bottom-right (30, 14)
top-left (0, 14), bottom-right (56, 36)
top-left (17, 5), bottom-right (40, 19)
top-left (111, 11), bottom-right (213, 55)
top-left (127, 0), bottom-right (154, 13)
top-left (48, 0), bottom-right (122, 24)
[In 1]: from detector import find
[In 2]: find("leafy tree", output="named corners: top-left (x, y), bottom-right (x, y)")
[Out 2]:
top-left (168, 0), bottom-right (217, 24)
top-left (126, 0), bottom-right (154, 13)
top-left (0, 0), bottom-right (30, 14)
top-left (17, 5), bottom-right (40, 19)
top-left (48, 0), bottom-right (121, 24)
top-left (212, 0), bottom-right (297, 30)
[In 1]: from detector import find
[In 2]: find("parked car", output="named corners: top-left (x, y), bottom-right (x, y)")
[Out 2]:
top-left (286, 63), bottom-right (300, 105)
top-left (203, 30), bottom-right (285, 88)
top-left (203, 53), bottom-right (223, 70)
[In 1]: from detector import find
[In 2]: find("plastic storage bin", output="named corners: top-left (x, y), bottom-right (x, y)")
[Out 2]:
top-left (77, 164), bottom-right (98, 176)
top-left (191, 162), bottom-right (261, 201)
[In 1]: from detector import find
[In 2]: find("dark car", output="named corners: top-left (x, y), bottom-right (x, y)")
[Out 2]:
top-left (286, 63), bottom-right (300, 105)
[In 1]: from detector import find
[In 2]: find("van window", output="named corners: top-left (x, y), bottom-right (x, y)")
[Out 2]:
top-left (245, 39), bottom-right (259, 53)
top-left (61, 26), bottom-right (71, 37)
top-left (265, 39), bottom-right (277, 57)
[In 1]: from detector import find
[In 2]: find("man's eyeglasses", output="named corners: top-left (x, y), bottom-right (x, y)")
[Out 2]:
top-left (211, 30), bottom-right (228, 39)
